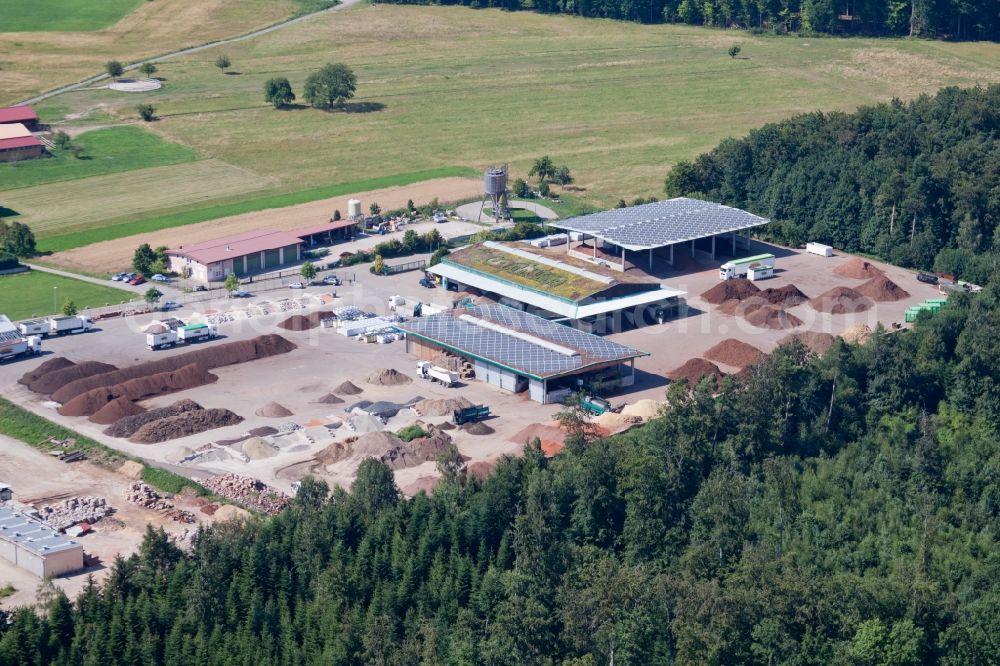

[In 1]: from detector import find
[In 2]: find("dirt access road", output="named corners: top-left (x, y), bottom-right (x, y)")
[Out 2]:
top-left (46, 176), bottom-right (482, 274)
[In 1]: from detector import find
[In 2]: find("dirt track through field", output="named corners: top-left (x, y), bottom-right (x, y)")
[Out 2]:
top-left (45, 176), bottom-right (482, 273)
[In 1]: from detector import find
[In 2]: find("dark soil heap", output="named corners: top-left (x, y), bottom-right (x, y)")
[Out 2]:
top-left (89, 397), bottom-right (147, 425)
top-left (104, 399), bottom-right (204, 438)
top-left (669, 358), bottom-right (725, 385)
top-left (808, 286), bottom-right (874, 314)
top-left (18, 357), bottom-right (75, 386)
top-left (759, 284), bottom-right (809, 306)
top-left (314, 393), bottom-right (345, 405)
top-left (28, 361), bottom-right (117, 396)
top-left (59, 364), bottom-right (218, 418)
top-left (833, 258), bottom-right (884, 279)
top-left (701, 278), bottom-right (760, 305)
top-left (277, 310), bottom-right (333, 331)
top-left (704, 339), bottom-right (765, 368)
top-left (129, 408), bottom-right (243, 444)
top-left (745, 305), bottom-right (804, 330)
top-left (333, 381), bottom-right (363, 395)
top-left (856, 276), bottom-right (910, 302)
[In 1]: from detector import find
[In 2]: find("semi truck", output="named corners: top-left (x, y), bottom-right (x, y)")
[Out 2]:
top-left (719, 253), bottom-right (776, 281)
top-left (0, 315), bottom-right (42, 363)
top-left (454, 404), bottom-right (490, 425)
top-left (146, 323), bottom-right (217, 350)
top-left (416, 361), bottom-right (459, 387)
top-left (18, 315), bottom-right (93, 337)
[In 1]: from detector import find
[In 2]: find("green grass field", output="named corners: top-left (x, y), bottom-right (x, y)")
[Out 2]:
top-left (0, 271), bottom-right (135, 320)
top-left (1, 126), bottom-right (198, 190)
top-left (0, 0), bottom-right (142, 31)
top-left (8, 5), bottom-right (1000, 260)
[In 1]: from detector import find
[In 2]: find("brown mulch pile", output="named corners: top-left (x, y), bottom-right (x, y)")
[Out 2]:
top-left (103, 399), bottom-right (204, 438)
top-left (779, 331), bottom-right (837, 355)
top-left (314, 393), bottom-right (345, 405)
top-left (333, 381), bottom-right (363, 395)
top-left (833, 258), bottom-right (884, 279)
top-left (255, 402), bottom-right (293, 418)
top-left (462, 421), bottom-right (495, 435)
top-left (276, 310), bottom-right (333, 331)
top-left (701, 278), bottom-right (760, 304)
top-left (856, 276), bottom-right (910, 302)
top-left (59, 364), bottom-right (218, 418)
top-left (89, 397), bottom-right (147, 425)
top-left (366, 368), bottom-right (412, 386)
top-left (745, 305), bottom-right (804, 330)
top-left (669, 358), bottom-right (725, 384)
top-left (704, 338), bottom-right (765, 368)
top-left (415, 396), bottom-right (473, 417)
top-left (47, 335), bottom-right (295, 404)
top-left (808, 286), bottom-right (874, 314)
top-left (18, 357), bottom-right (75, 386)
top-left (129, 408), bottom-right (244, 444)
top-left (759, 284), bottom-right (809, 306)
top-left (28, 361), bottom-right (118, 396)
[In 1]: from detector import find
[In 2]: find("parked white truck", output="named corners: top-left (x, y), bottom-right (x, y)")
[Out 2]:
top-left (147, 323), bottom-right (217, 350)
top-left (18, 315), bottom-right (92, 337)
top-left (719, 253), bottom-right (776, 281)
top-left (416, 361), bottom-right (459, 387)
top-left (0, 315), bottom-right (42, 363)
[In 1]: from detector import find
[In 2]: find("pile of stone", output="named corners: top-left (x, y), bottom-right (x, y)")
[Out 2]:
top-left (123, 481), bottom-right (175, 511)
top-left (202, 473), bottom-right (290, 516)
top-left (37, 496), bottom-right (114, 531)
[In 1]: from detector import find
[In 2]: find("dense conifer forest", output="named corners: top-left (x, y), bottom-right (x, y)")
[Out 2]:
top-left (4, 281), bottom-right (1000, 663)
top-left (665, 85), bottom-right (1000, 284)
top-left (376, 0), bottom-right (998, 39)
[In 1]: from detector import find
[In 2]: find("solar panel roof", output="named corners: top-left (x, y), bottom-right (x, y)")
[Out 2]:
top-left (394, 304), bottom-right (646, 380)
top-left (550, 197), bottom-right (769, 251)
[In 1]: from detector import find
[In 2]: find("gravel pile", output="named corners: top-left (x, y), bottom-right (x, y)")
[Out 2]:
top-left (36, 496), bottom-right (114, 531)
top-left (129, 408), bottom-right (244, 444)
top-left (334, 381), bottom-right (363, 395)
top-left (314, 393), bottom-right (345, 405)
top-left (103, 399), bottom-right (203, 438)
top-left (202, 473), bottom-right (290, 515)
top-left (123, 482), bottom-right (175, 511)
top-left (415, 396), bottom-right (473, 417)
top-left (366, 368), bottom-right (412, 386)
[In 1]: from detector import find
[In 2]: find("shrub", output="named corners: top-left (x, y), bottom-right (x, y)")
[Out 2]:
top-left (0, 251), bottom-right (19, 270)
top-left (396, 425), bottom-right (429, 442)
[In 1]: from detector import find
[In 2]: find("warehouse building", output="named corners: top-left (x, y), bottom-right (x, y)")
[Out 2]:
top-left (0, 506), bottom-right (84, 578)
top-left (0, 122), bottom-right (42, 163)
top-left (428, 241), bottom-right (686, 333)
top-left (0, 105), bottom-right (39, 130)
top-left (167, 229), bottom-right (304, 283)
top-left (394, 303), bottom-right (647, 404)
top-left (549, 197), bottom-right (769, 271)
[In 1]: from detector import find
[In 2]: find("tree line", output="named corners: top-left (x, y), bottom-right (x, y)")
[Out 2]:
top-left (5, 275), bottom-right (1000, 663)
top-left (665, 84), bottom-right (1000, 285)
top-left (373, 0), bottom-right (998, 39)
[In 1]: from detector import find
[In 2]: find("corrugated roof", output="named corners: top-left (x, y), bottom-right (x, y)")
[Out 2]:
top-left (166, 229), bottom-right (304, 265)
top-left (394, 304), bottom-right (647, 380)
top-left (0, 136), bottom-right (42, 151)
top-left (294, 219), bottom-right (358, 237)
top-left (550, 197), bottom-right (769, 251)
top-left (0, 105), bottom-right (37, 124)
top-left (0, 123), bottom-right (32, 140)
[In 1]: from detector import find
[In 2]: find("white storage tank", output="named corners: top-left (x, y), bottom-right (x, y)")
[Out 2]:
top-left (348, 199), bottom-right (362, 219)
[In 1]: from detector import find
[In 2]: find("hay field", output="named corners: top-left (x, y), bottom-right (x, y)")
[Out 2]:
top-left (40, 5), bottom-right (1000, 210)
top-left (0, 0), bottom-right (299, 104)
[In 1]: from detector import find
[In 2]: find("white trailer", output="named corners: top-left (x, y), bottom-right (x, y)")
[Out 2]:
top-left (17, 320), bottom-right (48, 337)
top-left (48, 315), bottom-right (92, 335)
top-left (146, 330), bottom-right (177, 350)
top-left (748, 266), bottom-right (774, 281)
top-left (719, 253), bottom-right (776, 281)
top-left (416, 361), bottom-right (459, 387)
top-left (806, 242), bottom-right (833, 257)
top-left (177, 323), bottom-right (217, 343)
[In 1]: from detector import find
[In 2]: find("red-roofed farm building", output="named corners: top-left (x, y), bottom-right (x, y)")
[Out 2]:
top-left (167, 230), bottom-right (306, 283)
top-left (0, 106), bottom-right (42, 162)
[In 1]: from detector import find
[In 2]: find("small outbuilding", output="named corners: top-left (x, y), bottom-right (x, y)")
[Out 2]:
top-left (0, 506), bottom-right (84, 578)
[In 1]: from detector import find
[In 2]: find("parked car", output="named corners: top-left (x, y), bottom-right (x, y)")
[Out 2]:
top-left (161, 301), bottom-right (179, 311)
top-left (917, 272), bottom-right (939, 285)
top-left (230, 290), bottom-right (251, 298)
top-left (151, 274), bottom-right (169, 282)
top-left (419, 277), bottom-right (436, 289)
top-left (111, 272), bottom-right (128, 282)
top-left (288, 282), bottom-right (305, 289)
top-left (322, 274), bottom-right (342, 286)
top-left (128, 276), bottom-right (146, 286)
top-left (192, 285), bottom-right (208, 292)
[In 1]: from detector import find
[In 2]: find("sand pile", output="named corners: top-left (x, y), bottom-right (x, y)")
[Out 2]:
top-left (314, 393), bottom-right (344, 405)
top-left (415, 396), bottom-right (473, 417)
top-left (759, 284), bottom-right (808, 306)
top-left (779, 331), bottom-right (836, 355)
top-left (242, 437), bottom-right (279, 460)
top-left (704, 339), bottom-right (765, 368)
top-left (841, 323), bottom-right (872, 344)
top-left (255, 402), bottom-right (293, 418)
top-left (510, 423), bottom-right (566, 456)
top-left (89, 397), bottom-right (147, 425)
top-left (48, 335), bottom-right (295, 404)
top-left (834, 258), bottom-right (884, 279)
top-left (437, 421), bottom-right (455, 430)
top-left (277, 310), bottom-right (333, 331)
top-left (28, 361), bottom-right (117, 396)
top-left (402, 476), bottom-right (440, 496)
top-left (596, 411), bottom-right (641, 431)
top-left (104, 399), bottom-right (203, 437)
top-left (467, 460), bottom-right (498, 481)
top-left (334, 381), bottom-right (362, 395)
top-left (621, 399), bottom-right (661, 420)
top-left (18, 357), bottom-right (75, 386)
top-left (129, 408), bottom-right (243, 444)
top-left (669, 358), bottom-right (725, 384)
top-left (745, 305), bottom-right (804, 330)
top-left (366, 368), bottom-right (412, 386)
top-left (808, 287), bottom-right (873, 314)
top-left (59, 364), bottom-right (218, 417)
top-left (462, 421), bottom-right (494, 435)
top-left (214, 505), bottom-right (252, 522)
top-left (701, 278), bottom-right (760, 304)
top-left (856, 276), bottom-right (910, 302)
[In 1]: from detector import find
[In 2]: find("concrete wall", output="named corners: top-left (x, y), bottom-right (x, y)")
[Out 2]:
top-left (0, 539), bottom-right (83, 578)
